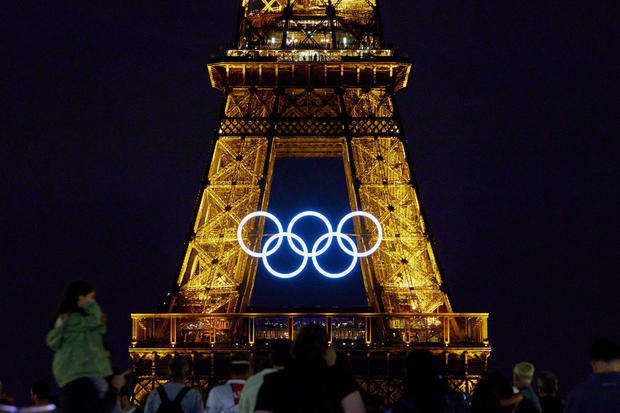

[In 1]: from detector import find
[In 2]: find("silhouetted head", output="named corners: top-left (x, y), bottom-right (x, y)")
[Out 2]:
top-left (119, 385), bottom-right (133, 409)
top-left (537, 371), bottom-right (558, 396)
top-left (30, 380), bottom-right (51, 405)
top-left (230, 352), bottom-right (253, 380)
top-left (292, 324), bottom-right (329, 364)
top-left (168, 356), bottom-right (190, 381)
top-left (590, 338), bottom-right (620, 373)
top-left (590, 338), bottom-right (620, 362)
top-left (513, 361), bottom-right (535, 388)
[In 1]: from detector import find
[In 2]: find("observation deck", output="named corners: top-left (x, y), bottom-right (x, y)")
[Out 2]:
top-left (129, 312), bottom-right (490, 403)
top-left (208, 56), bottom-right (410, 92)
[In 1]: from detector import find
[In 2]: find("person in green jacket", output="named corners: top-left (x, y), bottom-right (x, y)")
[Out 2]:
top-left (47, 281), bottom-right (121, 413)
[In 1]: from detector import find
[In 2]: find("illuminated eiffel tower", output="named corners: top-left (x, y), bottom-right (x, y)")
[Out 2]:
top-left (130, 0), bottom-right (490, 405)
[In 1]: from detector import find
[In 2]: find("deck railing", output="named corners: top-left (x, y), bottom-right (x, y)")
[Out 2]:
top-left (131, 312), bottom-right (489, 349)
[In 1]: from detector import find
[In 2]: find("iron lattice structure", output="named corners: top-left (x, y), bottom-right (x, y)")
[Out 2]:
top-left (130, 0), bottom-right (490, 405)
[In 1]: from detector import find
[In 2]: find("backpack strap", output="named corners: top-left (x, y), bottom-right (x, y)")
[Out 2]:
top-left (157, 386), bottom-right (170, 403)
top-left (173, 387), bottom-right (191, 404)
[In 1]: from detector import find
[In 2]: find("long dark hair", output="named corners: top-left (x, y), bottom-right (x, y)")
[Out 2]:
top-left (50, 281), bottom-right (95, 328)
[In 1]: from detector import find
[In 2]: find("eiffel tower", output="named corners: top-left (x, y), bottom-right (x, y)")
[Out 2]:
top-left (130, 0), bottom-right (490, 405)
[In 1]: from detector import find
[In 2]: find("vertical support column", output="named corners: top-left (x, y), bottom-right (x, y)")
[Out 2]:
top-left (288, 317), bottom-right (294, 341)
top-left (210, 320), bottom-right (216, 346)
top-left (190, 353), bottom-right (196, 377)
top-left (482, 316), bottom-right (489, 346)
top-left (151, 352), bottom-right (157, 378)
top-left (463, 351), bottom-right (469, 376)
top-left (327, 1), bottom-right (337, 48)
top-left (131, 317), bottom-right (137, 347)
top-left (465, 317), bottom-right (471, 343)
top-left (280, 1), bottom-right (291, 49)
top-left (327, 317), bottom-right (333, 345)
top-left (443, 317), bottom-right (450, 346)
top-left (248, 317), bottom-right (255, 346)
top-left (365, 317), bottom-right (372, 345)
top-left (403, 318), bottom-right (411, 345)
top-left (170, 317), bottom-right (177, 347)
top-left (235, 86), bottom-right (278, 312)
top-left (340, 88), bottom-right (384, 312)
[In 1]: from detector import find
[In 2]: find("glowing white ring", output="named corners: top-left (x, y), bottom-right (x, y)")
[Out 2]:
top-left (312, 232), bottom-right (358, 278)
top-left (237, 211), bottom-right (283, 258)
top-left (286, 210), bottom-right (333, 257)
top-left (236, 210), bottom-right (382, 279)
top-left (336, 211), bottom-right (383, 257)
top-left (262, 232), bottom-right (308, 279)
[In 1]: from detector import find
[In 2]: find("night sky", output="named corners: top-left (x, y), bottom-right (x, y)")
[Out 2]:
top-left (2, 0), bottom-right (619, 406)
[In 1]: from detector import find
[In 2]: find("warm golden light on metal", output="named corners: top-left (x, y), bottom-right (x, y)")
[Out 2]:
top-left (130, 0), bottom-right (490, 405)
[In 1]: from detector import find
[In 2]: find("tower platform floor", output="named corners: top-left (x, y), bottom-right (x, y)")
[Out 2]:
top-left (129, 311), bottom-right (490, 405)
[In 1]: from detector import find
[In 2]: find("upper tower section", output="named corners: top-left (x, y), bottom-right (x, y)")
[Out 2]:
top-left (235, 0), bottom-right (384, 56)
top-left (209, 1), bottom-right (409, 92)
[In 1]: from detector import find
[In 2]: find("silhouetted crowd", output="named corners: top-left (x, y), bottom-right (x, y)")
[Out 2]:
top-left (1, 281), bottom-right (618, 412)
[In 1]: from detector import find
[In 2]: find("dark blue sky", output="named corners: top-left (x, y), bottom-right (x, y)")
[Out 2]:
top-left (2, 0), bottom-right (619, 405)
top-left (251, 158), bottom-right (368, 309)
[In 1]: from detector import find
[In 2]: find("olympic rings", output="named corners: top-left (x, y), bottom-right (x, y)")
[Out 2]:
top-left (336, 211), bottom-right (383, 257)
top-left (312, 232), bottom-right (358, 279)
top-left (287, 211), bottom-right (333, 257)
top-left (237, 211), bottom-right (283, 257)
top-left (237, 210), bottom-right (383, 279)
top-left (262, 232), bottom-right (308, 279)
